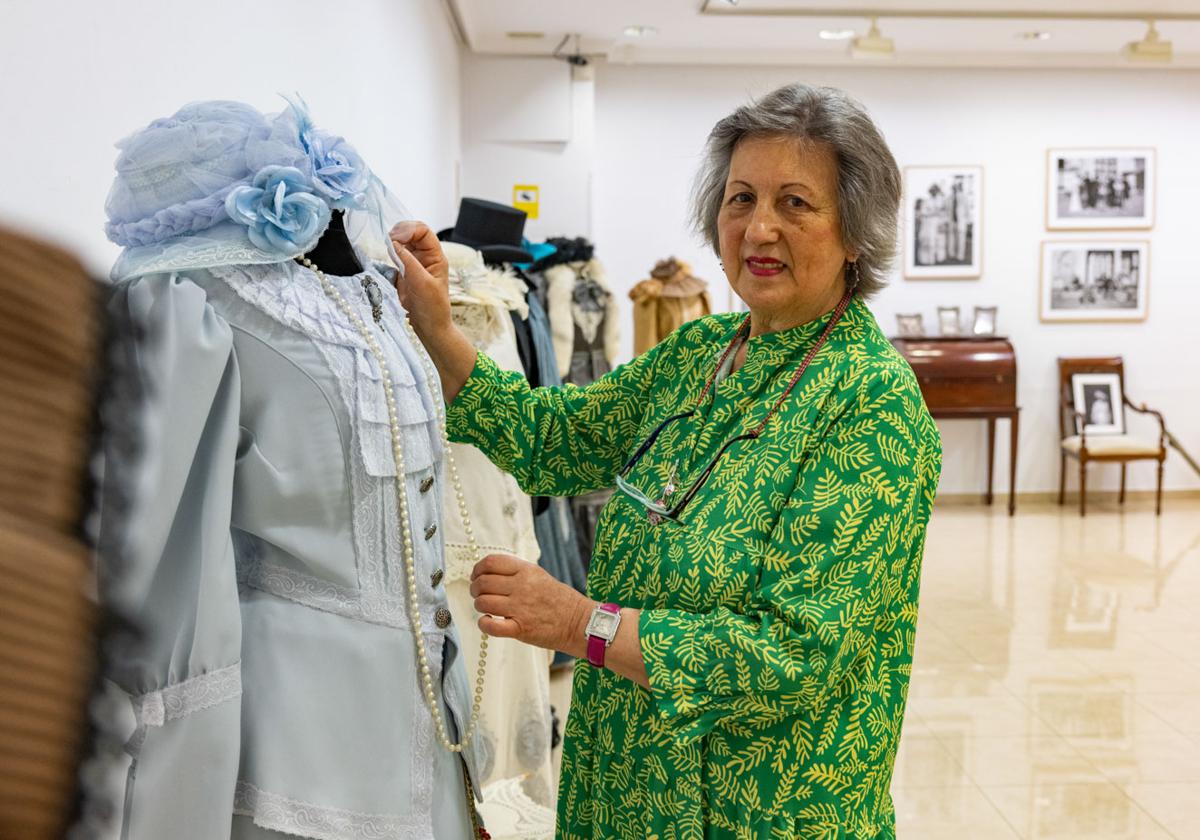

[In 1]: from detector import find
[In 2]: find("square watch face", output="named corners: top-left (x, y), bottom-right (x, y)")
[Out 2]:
top-left (587, 610), bottom-right (620, 639)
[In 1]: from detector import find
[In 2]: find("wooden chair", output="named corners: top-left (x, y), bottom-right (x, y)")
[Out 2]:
top-left (1057, 357), bottom-right (1166, 517)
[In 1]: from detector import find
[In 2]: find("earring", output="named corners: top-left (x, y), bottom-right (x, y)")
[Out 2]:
top-left (846, 261), bottom-right (860, 288)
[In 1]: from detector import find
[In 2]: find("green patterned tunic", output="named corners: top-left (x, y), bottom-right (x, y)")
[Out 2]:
top-left (446, 296), bottom-right (941, 839)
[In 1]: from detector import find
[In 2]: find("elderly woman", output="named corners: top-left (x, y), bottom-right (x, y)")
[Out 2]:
top-left (393, 83), bottom-right (941, 839)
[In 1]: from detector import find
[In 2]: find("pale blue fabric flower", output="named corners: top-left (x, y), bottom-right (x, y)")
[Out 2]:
top-left (225, 165), bottom-right (330, 255)
top-left (285, 95), bottom-right (369, 209)
top-left (306, 130), bottom-right (369, 209)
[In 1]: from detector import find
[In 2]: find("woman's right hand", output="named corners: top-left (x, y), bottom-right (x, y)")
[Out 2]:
top-left (388, 220), bottom-right (452, 341)
top-left (387, 220), bottom-right (479, 404)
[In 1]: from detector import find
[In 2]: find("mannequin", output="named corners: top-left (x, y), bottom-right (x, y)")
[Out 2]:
top-left (629, 257), bottom-right (714, 355)
top-left (100, 99), bottom-right (486, 840)
top-left (302, 210), bottom-right (362, 276)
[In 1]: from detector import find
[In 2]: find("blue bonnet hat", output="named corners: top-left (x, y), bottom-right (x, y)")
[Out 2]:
top-left (105, 96), bottom-right (401, 281)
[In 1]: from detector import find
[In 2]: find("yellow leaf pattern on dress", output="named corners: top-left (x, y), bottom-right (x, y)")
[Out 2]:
top-left (446, 297), bottom-right (941, 839)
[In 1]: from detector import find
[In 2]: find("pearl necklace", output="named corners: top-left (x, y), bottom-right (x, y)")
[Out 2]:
top-left (302, 256), bottom-right (488, 754)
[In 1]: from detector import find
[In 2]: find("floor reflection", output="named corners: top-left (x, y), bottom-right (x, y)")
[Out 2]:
top-left (894, 499), bottom-right (1200, 839)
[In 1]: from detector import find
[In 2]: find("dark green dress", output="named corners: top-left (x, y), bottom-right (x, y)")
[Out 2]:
top-left (446, 296), bottom-right (942, 839)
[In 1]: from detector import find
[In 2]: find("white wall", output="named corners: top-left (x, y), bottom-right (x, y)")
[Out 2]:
top-left (0, 0), bottom-right (462, 275)
top-left (590, 63), bottom-right (1200, 496)
top-left (459, 54), bottom-right (594, 241)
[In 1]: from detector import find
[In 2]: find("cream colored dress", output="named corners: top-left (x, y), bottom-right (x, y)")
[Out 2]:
top-left (441, 244), bottom-right (558, 825)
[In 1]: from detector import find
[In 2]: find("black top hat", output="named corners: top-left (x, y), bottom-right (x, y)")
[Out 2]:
top-left (438, 197), bottom-right (533, 264)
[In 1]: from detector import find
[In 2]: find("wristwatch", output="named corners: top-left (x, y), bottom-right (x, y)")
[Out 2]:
top-left (585, 602), bottom-right (622, 668)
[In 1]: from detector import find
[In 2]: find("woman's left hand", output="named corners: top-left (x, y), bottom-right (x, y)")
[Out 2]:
top-left (470, 553), bottom-right (592, 654)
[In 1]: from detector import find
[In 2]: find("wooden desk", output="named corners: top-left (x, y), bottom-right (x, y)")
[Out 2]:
top-left (891, 336), bottom-right (1020, 515)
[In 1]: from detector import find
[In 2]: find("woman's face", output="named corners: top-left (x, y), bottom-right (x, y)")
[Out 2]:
top-left (718, 135), bottom-right (852, 331)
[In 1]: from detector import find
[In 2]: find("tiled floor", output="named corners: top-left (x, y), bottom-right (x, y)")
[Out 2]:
top-left (894, 497), bottom-right (1200, 839)
top-left (550, 497), bottom-right (1200, 838)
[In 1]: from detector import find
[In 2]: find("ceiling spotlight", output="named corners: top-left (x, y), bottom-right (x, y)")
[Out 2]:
top-left (1123, 20), bottom-right (1172, 63)
top-left (851, 17), bottom-right (894, 60)
top-left (819, 29), bottom-right (856, 41)
top-left (623, 25), bottom-right (658, 38)
top-left (1017, 31), bottom-right (1051, 41)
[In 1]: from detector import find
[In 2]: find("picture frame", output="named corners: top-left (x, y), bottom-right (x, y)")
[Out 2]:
top-left (1071, 372), bottom-right (1125, 435)
top-left (971, 306), bottom-right (997, 336)
top-left (1039, 240), bottom-right (1149, 322)
top-left (937, 306), bottom-right (962, 336)
top-left (903, 165), bottom-right (983, 278)
top-left (895, 313), bottom-right (925, 337)
top-left (1046, 147), bottom-right (1155, 230)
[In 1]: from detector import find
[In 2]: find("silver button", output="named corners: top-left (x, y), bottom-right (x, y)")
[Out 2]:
top-left (431, 569), bottom-right (444, 587)
top-left (420, 477), bottom-right (434, 494)
top-left (435, 608), bottom-right (452, 629)
top-left (424, 524), bottom-right (438, 541)
top-left (502, 501), bottom-right (516, 517)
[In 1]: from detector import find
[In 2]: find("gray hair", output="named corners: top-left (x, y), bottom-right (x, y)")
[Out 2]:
top-left (691, 83), bottom-right (900, 298)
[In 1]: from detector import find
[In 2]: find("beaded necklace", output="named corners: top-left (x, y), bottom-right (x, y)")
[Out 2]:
top-left (301, 256), bottom-right (489, 755)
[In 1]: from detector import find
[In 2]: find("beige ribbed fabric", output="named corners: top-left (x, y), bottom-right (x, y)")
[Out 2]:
top-left (0, 226), bottom-right (100, 840)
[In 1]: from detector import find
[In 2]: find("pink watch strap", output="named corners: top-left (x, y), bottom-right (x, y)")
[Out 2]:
top-left (587, 603), bottom-right (621, 668)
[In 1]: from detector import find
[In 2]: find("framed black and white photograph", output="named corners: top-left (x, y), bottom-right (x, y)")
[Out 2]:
top-left (972, 306), bottom-right (998, 336)
top-left (1071, 372), bottom-right (1125, 435)
top-left (1039, 240), bottom-right (1149, 322)
top-left (1046, 147), bottom-right (1154, 230)
top-left (895, 313), bottom-right (925, 337)
top-left (937, 306), bottom-right (962, 336)
top-left (904, 165), bottom-right (983, 278)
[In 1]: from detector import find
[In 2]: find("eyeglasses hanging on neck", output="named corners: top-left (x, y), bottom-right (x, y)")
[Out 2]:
top-left (613, 290), bottom-right (853, 525)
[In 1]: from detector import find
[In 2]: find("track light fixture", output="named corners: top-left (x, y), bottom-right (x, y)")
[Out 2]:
top-left (851, 17), bottom-right (895, 60)
top-left (1122, 20), bottom-right (1172, 63)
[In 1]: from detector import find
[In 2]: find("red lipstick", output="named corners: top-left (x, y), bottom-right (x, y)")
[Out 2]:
top-left (745, 257), bottom-right (785, 277)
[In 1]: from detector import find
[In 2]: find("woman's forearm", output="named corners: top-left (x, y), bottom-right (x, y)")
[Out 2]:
top-left (413, 322), bottom-right (478, 405)
top-left (601, 608), bottom-right (650, 689)
top-left (470, 555), bottom-right (650, 688)
top-left (563, 599), bottom-right (650, 689)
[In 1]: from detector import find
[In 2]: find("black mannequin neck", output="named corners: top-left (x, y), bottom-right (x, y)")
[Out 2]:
top-left (304, 210), bottom-right (363, 276)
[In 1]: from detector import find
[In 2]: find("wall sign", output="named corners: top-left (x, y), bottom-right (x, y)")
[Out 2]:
top-left (513, 184), bottom-right (540, 220)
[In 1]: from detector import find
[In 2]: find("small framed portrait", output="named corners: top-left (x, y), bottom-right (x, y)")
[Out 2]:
top-left (937, 306), bottom-right (962, 336)
top-left (1046, 148), bottom-right (1154, 230)
top-left (1040, 240), bottom-right (1149, 322)
top-left (895, 313), bottom-right (925, 337)
top-left (971, 306), bottom-right (997, 336)
top-left (903, 165), bottom-right (983, 278)
top-left (1071, 372), bottom-right (1124, 435)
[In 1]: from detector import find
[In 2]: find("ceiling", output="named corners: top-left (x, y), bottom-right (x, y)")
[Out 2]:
top-left (449, 0), bottom-right (1200, 68)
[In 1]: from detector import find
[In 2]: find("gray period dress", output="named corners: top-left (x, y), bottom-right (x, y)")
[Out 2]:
top-left (101, 256), bottom-right (486, 840)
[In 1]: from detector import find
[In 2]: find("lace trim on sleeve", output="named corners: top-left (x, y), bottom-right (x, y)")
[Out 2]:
top-left (133, 662), bottom-right (241, 728)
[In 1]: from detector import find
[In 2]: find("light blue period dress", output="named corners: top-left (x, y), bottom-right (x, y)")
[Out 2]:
top-left (101, 256), bottom-right (486, 840)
